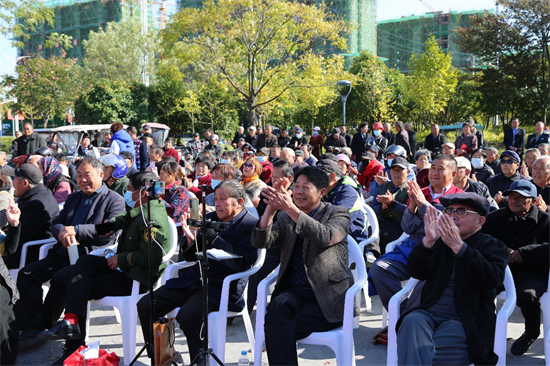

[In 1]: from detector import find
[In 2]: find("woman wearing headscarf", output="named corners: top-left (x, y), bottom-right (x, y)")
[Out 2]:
top-left (40, 156), bottom-right (74, 204)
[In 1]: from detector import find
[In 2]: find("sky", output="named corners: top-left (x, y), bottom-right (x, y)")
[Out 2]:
top-left (0, 0), bottom-right (498, 77)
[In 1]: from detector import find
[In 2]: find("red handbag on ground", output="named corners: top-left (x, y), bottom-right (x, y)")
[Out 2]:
top-left (63, 345), bottom-right (120, 366)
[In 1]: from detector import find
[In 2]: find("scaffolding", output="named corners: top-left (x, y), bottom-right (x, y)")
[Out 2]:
top-left (377, 9), bottom-right (494, 72)
top-left (318, 0), bottom-right (377, 59)
top-left (18, 0), bottom-right (159, 61)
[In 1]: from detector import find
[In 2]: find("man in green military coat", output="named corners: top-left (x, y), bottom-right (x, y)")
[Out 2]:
top-left (38, 171), bottom-right (171, 363)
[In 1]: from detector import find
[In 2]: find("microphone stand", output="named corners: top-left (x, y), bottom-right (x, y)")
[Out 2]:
top-left (191, 184), bottom-right (224, 366)
top-left (131, 188), bottom-right (158, 366)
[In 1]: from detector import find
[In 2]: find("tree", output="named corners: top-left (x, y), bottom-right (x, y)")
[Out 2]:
top-left (163, 0), bottom-right (348, 126)
top-left (454, 0), bottom-right (550, 123)
top-left (82, 20), bottom-right (161, 85)
top-left (442, 70), bottom-right (482, 125)
top-left (407, 36), bottom-right (458, 125)
top-left (74, 79), bottom-right (150, 126)
top-left (348, 51), bottom-right (396, 123)
top-left (2, 55), bottom-right (79, 127)
top-left (1, 0), bottom-right (72, 50)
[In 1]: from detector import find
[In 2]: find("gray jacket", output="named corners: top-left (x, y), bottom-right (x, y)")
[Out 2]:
top-left (251, 202), bottom-right (353, 323)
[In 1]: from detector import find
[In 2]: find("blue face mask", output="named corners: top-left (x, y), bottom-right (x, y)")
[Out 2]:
top-left (386, 158), bottom-right (393, 168)
top-left (257, 156), bottom-right (267, 163)
top-left (296, 133), bottom-right (302, 139)
top-left (124, 190), bottom-right (136, 208)
top-left (211, 179), bottom-right (220, 189)
top-left (312, 131), bottom-right (318, 136)
top-left (220, 159), bottom-right (230, 164)
top-left (374, 130), bottom-right (381, 137)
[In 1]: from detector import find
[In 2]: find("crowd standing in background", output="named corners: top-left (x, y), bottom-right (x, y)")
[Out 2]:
top-left (0, 119), bottom-right (547, 366)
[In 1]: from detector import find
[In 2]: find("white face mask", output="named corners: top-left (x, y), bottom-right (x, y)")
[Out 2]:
top-left (471, 158), bottom-right (484, 169)
top-left (220, 159), bottom-right (230, 164)
top-left (257, 156), bottom-right (267, 163)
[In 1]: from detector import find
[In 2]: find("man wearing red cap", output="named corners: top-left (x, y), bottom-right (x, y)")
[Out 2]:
top-left (367, 122), bottom-right (388, 156)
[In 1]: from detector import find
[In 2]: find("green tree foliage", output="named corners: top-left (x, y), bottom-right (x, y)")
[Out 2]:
top-left (442, 70), bottom-right (481, 126)
top-left (407, 36), bottom-right (458, 125)
top-left (454, 0), bottom-right (550, 123)
top-left (348, 51), bottom-right (396, 123)
top-left (74, 79), bottom-right (150, 126)
top-left (82, 20), bottom-right (161, 85)
top-left (163, 0), bottom-right (348, 126)
top-left (1, 0), bottom-right (72, 49)
top-left (2, 55), bottom-right (79, 127)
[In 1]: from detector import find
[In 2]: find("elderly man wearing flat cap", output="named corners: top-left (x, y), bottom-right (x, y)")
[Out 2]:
top-left (483, 180), bottom-right (550, 356)
top-left (486, 150), bottom-right (531, 208)
top-left (397, 193), bottom-right (508, 366)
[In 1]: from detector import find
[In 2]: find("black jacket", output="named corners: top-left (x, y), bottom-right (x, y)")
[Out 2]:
top-left (324, 135), bottom-right (347, 149)
top-left (487, 159), bottom-right (502, 175)
top-left (350, 132), bottom-right (371, 158)
top-left (485, 171), bottom-right (530, 207)
top-left (4, 184), bottom-right (60, 268)
top-left (278, 136), bottom-right (290, 148)
top-left (503, 128), bottom-right (526, 155)
top-left (471, 164), bottom-right (494, 184)
top-left (245, 134), bottom-right (258, 149)
top-left (407, 130), bottom-right (417, 153)
top-left (400, 231), bottom-right (508, 366)
top-left (395, 129), bottom-right (411, 156)
top-left (232, 132), bottom-right (246, 146)
top-left (382, 130), bottom-right (396, 146)
top-left (483, 206), bottom-right (550, 283)
top-left (536, 183), bottom-right (550, 210)
top-left (289, 135), bottom-right (308, 149)
top-left (463, 178), bottom-right (498, 211)
top-left (172, 209), bottom-right (259, 312)
top-left (342, 133), bottom-right (352, 147)
top-left (424, 133), bottom-right (446, 155)
top-left (525, 133), bottom-right (549, 149)
top-left (15, 132), bottom-right (47, 157)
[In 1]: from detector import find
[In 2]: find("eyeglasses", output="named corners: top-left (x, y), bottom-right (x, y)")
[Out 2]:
top-left (501, 159), bottom-right (517, 165)
top-left (443, 207), bottom-right (478, 217)
top-left (243, 163), bottom-right (254, 169)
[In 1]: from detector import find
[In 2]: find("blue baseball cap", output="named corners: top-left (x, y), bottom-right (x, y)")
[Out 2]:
top-left (503, 180), bottom-right (538, 198)
top-left (500, 150), bottom-right (520, 164)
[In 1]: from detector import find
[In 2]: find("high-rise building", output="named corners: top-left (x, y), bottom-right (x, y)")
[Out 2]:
top-left (377, 9), bottom-right (493, 72)
top-left (17, 0), bottom-right (156, 61)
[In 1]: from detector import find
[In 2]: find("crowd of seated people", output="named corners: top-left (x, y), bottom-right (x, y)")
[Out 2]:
top-left (0, 120), bottom-right (548, 366)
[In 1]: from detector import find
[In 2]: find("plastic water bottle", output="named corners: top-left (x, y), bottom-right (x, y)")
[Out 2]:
top-left (237, 350), bottom-right (249, 366)
top-left (104, 249), bottom-right (123, 272)
top-left (67, 236), bottom-right (79, 265)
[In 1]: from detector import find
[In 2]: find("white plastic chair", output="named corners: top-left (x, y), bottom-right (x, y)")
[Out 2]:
top-left (358, 204), bottom-right (380, 313)
top-left (254, 235), bottom-right (366, 366)
top-left (162, 248), bottom-right (266, 364)
top-left (386, 265), bottom-right (516, 366)
top-left (8, 237), bottom-right (58, 282)
top-left (88, 217), bottom-right (178, 365)
top-left (378, 233), bottom-right (409, 328)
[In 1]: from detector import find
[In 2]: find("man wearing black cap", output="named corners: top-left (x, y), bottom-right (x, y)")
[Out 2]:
top-left (324, 128), bottom-right (347, 151)
top-left (486, 150), bottom-right (531, 208)
top-left (120, 151), bottom-right (139, 178)
top-left (483, 180), bottom-right (550, 356)
top-left (3, 164), bottom-right (59, 269)
top-left (397, 193), bottom-right (508, 366)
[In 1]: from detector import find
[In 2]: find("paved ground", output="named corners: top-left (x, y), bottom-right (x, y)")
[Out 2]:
top-left (17, 293), bottom-right (546, 366)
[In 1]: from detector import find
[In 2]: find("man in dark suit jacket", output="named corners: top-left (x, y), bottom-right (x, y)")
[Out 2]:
top-left (15, 157), bottom-right (125, 352)
top-left (405, 123), bottom-right (417, 153)
top-left (252, 167), bottom-right (353, 365)
top-left (351, 122), bottom-right (371, 163)
top-left (137, 180), bottom-right (258, 363)
top-left (503, 118), bottom-right (526, 161)
top-left (424, 124), bottom-right (446, 156)
top-left (526, 122), bottom-right (549, 149)
top-left (395, 121), bottom-right (411, 157)
top-left (14, 123), bottom-right (47, 157)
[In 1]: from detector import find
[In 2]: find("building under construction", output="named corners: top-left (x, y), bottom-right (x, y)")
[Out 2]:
top-left (17, 0), bottom-right (158, 61)
top-left (377, 9), bottom-right (493, 72)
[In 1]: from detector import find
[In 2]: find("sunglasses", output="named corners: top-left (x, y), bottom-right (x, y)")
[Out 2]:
top-left (243, 163), bottom-right (254, 169)
top-left (443, 207), bottom-right (478, 217)
top-left (501, 159), bottom-right (517, 165)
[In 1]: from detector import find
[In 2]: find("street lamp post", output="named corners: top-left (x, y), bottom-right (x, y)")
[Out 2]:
top-left (336, 80), bottom-right (352, 126)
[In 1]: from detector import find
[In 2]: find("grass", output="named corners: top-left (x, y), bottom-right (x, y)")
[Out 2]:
top-left (0, 137), bottom-right (14, 154)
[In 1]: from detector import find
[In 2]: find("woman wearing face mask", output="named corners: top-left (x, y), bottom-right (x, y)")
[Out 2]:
top-left (159, 161), bottom-right (190, 226)
top-left (256, 147), bottom-right (273, 184)
top-left (470, 148), bottom-right (495, 183)
top-left (309, 126), bottom-right (325, 159)
top-left (367, 122), bottom-right (389, 156)
top-left (240, 157), bottom-right (266, 189)
top-left (203, 164), bottom-right (237, 211)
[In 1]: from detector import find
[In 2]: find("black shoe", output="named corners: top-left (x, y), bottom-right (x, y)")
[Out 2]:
top-left (38, 320), bottom-right (81, 341)
top-left (52, 347), bottom-right (78, 366)
top-left (19, 327), bottom-right (48, 351)
top-left (511, 332), bottom-right (538, 355)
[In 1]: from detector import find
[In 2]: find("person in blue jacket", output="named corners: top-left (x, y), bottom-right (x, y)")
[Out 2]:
top-left (108, 122), bottom-right (134, 155)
